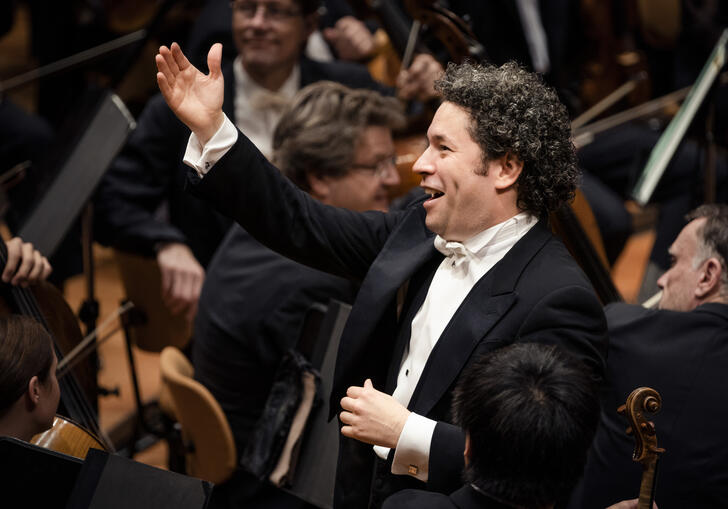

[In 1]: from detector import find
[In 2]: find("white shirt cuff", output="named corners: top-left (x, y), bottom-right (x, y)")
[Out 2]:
top-left (182, 114), bottom-right (238, 177)
top-left (391, 413), bottom-right (436, 482)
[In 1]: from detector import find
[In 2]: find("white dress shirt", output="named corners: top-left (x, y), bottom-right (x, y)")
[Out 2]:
top-left (374, 212), bottom-right (537, 481)
top-left (234, 56), bottom-right (299, 159)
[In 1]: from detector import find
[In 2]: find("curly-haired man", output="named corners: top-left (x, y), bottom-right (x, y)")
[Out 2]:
top-left (155, 44), bottom-right (608, 509)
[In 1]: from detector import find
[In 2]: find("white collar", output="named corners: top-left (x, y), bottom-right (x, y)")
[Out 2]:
top-left (434, 212), bottom-right (537, 259)
top-left (233, 56), bottom-right (300, 103)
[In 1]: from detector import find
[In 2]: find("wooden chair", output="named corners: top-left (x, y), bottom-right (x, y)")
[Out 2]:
top-left (159, 346), bottom-right (237, 485)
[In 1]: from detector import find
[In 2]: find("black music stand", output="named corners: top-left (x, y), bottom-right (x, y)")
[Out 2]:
top-left (18, 90), bottom-right (136, 336)
top-left (284, 300), bottom-right (352, 509)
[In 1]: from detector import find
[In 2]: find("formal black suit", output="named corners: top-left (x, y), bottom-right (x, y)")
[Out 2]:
top-left (186, 131), bottom-right (608, 508)
top-left (568, 302), bottom-right (728, 509)
top-left (382, 485), bottom-right (512, 509)
top-left (93, 57), bottom-right (388, 267)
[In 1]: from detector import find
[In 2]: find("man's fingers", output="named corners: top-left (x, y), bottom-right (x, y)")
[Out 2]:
top-left (339, 410), bottom-right (356, 425)
top-left (155, 53), bottom-right (174, 82)
top-left (207, 43), bottom-right (223, 80)
top-left (364, 378), bottom-right (373, 388)
top-left (170, 42), bottom-right (190, 73)
top-left (346, 385), bottom-right (365, 398)
top-left (341, 395), bottom-right (357, 412)
top-left (340, 425), bottom-right (355, 438)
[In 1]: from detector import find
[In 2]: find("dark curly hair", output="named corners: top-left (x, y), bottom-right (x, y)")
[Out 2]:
top-left (435, 61), bottom-right (578, 217)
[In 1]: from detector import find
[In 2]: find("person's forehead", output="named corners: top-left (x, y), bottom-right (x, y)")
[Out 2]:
top-left (673, 218), bottom-right (705, 256)
top-left (427, 101), bottom-right (472, 141)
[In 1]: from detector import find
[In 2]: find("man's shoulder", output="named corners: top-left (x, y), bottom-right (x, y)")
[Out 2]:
top-left (513, 223), bottom-right (593, 290)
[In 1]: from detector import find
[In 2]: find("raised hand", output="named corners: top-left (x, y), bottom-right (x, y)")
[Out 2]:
top-left (155, 42), bottom-right (225, 144)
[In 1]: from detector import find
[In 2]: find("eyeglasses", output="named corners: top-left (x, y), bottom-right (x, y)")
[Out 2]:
top-left (350, 156), bottom-right (398, 179)
top-left (230, 1), bottom-right (302, 21)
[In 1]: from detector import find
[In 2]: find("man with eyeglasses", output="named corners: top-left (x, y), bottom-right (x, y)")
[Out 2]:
top-left (194, 81), bottom-right (406, 508)
top-left (93, 0), bottom-right (397, 324)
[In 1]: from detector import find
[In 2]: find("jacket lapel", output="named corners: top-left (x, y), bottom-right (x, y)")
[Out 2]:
top-left (330, 206), bottom-right (437, 410)
top-left (408, 221), bottom-right (553, 417)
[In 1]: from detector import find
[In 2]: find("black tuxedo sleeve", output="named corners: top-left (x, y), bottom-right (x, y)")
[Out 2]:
top-left (187, 129), bottom-right (405, 281)
top-left (94, 95), bottom-right (190, 256)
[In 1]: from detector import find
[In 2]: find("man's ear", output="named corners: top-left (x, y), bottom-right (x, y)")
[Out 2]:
top-left (696, 257), bottom-right (723, 299)
top-left (491, 152), bottom-right (524, 191)
top-left (307, 173), bottom-right (330, 202)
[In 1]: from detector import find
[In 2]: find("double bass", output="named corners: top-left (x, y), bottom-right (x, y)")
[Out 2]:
top-left (0, 240), bottom-right (111, 459)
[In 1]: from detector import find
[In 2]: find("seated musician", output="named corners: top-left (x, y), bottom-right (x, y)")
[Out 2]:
top-left (382, 342), bottom-right (600, 509)
top-left (0, 239), bottom-right (56, 441)
top-left (0, 316), bottom-right (59, 442)
top-left (194, 80), bottom-right (405, 509)
top-left (570, 204), bottom-right (728, 508)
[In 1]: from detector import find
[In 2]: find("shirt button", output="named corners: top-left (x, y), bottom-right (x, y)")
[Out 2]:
top-left (405, 369), bottom-right (409, 376)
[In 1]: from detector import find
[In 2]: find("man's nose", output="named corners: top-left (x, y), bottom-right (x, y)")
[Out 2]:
top-left (249, 5), bottom-right (268, 26)
top-left (412, 147), bottom-right (433, 176)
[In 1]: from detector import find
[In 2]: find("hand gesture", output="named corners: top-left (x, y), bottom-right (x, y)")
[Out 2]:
top-left (340, 378), bottom-right (410, 449)
top-left (3, 237), bottom-right (52, 286)
top-left (155, 42), bottom-right (225, 144)
top-left (156, 242), bottom-right (205, 324)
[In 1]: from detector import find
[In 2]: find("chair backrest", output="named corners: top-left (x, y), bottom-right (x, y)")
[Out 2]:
top-left (114, 250), bottom-right (191, 352)
top-left (284, 300), bottom-right (352, 508)
top-left (159, 346), bottom-right (237, 484)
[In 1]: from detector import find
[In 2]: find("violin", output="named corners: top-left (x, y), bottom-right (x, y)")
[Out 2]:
top-left (617, 387), bottom-right (665, 509)
top-left (0, 241), bottom-right (113, 457)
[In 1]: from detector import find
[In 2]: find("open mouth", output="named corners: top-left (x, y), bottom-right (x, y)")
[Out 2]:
top-left (423, 187), bottom-right (445, 201)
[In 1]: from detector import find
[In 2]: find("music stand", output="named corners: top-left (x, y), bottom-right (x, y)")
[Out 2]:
top-left (18, 90), bottom-right (135, 335)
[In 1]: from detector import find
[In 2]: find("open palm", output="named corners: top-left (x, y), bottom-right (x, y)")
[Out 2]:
top-left (155, 42), bottom-right (225, 143)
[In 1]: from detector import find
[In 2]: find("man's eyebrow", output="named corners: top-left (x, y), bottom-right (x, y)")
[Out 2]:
top-left (429, 133), bottom-right (454, 146)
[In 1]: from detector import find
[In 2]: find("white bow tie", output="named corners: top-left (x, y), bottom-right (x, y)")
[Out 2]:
top-left (434, 236), bottom-right (474, 269)
top-left (250, 89), bottom-right (291, 112)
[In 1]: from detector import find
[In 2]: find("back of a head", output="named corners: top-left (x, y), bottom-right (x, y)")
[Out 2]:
top-left (272, 81), bottom-right (405, 191)
top-left (687, 204), bottom-right (728, 297)
top-left (453, 343), bottom-right (599, 508)
top-left (0, 315), bottom-right (53, 417)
